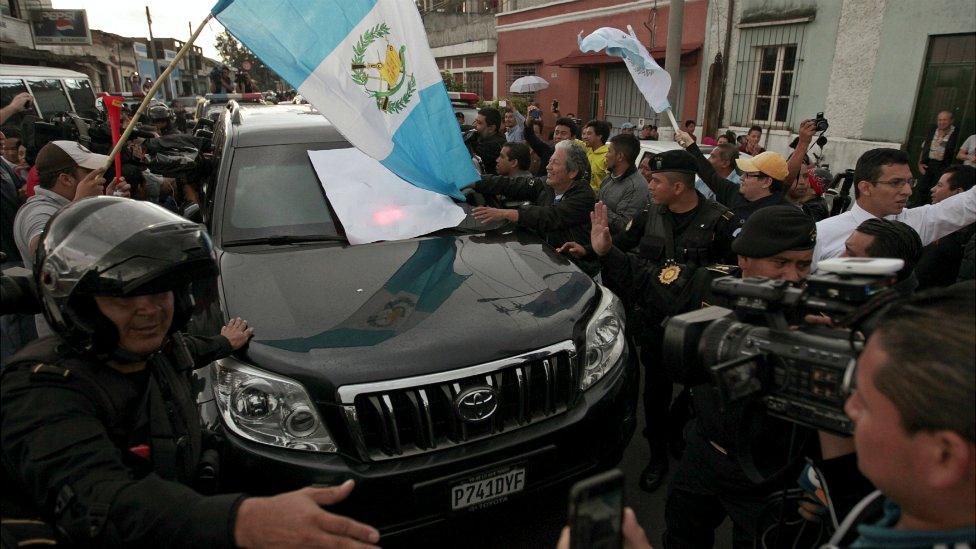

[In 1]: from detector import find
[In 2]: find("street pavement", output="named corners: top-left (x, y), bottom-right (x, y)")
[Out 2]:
top-left (384, 381), bottom-right (733, 548)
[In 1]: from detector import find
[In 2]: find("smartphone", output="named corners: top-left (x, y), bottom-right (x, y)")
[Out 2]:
top-left (530, 109), bottom-right (542, 119)
top-left (568, 469), bottom-right (624, 549)
top-left (499, 100), bottom-right (507, 108)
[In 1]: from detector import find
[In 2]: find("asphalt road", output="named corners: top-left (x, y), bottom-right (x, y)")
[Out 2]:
top-left (383, 383), bottom-right (733, 548)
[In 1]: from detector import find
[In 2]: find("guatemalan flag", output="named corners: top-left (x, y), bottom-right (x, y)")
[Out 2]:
top-left (578, 26), bottom-right (672, 113)
top-left (211, 0), bottom-right (477, 201)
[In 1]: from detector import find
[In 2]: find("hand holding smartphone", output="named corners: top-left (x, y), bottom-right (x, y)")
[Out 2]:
top-left (568, 470), bottom-right (624, 549)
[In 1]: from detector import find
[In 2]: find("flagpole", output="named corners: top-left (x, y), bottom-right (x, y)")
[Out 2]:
top-left (665, 108), bottom-right (681, 134)
top-left (103, 14), bottom-right (214, 171)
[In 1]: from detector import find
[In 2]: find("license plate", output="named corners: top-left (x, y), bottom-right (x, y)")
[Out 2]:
top-left (450, 467), bottom-right (526, 510)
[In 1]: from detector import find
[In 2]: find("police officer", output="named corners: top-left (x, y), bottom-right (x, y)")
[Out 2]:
top-left (593, 204), bottom-right (818, 548)
top-left (0, 197), bottom-right (381, 548)
top-left (560, 149), bottom-right (739, 492)
top-left (146, 103), bottom-right (179, 136)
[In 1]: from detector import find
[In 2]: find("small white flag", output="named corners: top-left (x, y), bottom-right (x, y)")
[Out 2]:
top-left (578, 26), bottom-right (672, 113)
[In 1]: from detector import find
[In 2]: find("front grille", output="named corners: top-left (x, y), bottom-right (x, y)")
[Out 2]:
top-left (338, 341), bottom-right (579, 461)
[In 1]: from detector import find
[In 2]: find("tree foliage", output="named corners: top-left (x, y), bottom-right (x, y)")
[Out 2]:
top-left (214, 31), bottom-right (283, 91)
top-left (440, 70), bottom-right (465, 92)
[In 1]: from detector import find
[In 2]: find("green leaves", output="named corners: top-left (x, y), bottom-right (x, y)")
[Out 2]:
top-left (385, 74), bottom-right (416, 114)
top-left (351, 23), bottom-right (391, 86)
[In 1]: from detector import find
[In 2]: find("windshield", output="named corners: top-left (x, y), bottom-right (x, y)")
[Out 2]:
top-left (64, 78), bottom-right (97, 119)
top-left (26, 79), bottom-right (71, 117)
top-left (220, 143), bottom-right (486, 245)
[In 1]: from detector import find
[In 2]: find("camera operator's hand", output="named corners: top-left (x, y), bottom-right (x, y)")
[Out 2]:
top-left (105, 176), bottom-right (131, 198)
top-left (73, 167), bottom-right (108, 201)
top-left (798, 119), bottom-right (817, 145)
top-left (234, 480), bottom-right (380, 549)
top-left (556, 241), bottom-right (586, 259)
top-left (556, 508), bottom-right (652, 549)
top-left (221, 317), bottom-right (254, 350)
top-left (674, 130), bottom-right (693, 148)
top-left (590, 202), bottom-right (613, 256)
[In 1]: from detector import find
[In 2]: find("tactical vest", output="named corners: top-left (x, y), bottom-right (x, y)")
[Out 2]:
top-left (0, 336), bottom-right (210, 546)
top-left (638, 201), bottom-right (732, 266)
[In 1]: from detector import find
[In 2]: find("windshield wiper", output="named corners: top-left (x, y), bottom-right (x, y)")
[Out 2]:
top-left (222, 235), bottom-right (346, 247)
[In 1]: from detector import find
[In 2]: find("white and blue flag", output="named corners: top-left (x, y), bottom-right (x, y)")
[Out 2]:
top-left (211, 0), bottom-right (476, 200)
top-left (579, 26), bottom-right (672, 113)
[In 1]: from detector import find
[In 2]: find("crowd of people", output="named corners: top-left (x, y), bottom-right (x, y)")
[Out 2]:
top-left (1, 85), bottom-right (974, 548)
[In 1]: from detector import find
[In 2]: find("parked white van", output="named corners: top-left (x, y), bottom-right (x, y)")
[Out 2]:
top-left (0, 64), bottom-right (98, 127)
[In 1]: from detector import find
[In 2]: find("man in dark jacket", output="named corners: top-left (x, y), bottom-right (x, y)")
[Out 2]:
top-left (473, 107), bottom-right (506, 175)
top-left (1, 198), bottom-right (379, 548)
top-left (913, 110), bottom-right (960, 207)
top-left (593, 205), bottom-right (817, 548)
top-left (470, 140), bottom-right (596, 274)
top-left (522, 106), bottom-right (580, 177)
top-left (675, 129), bottom-right (789, 221)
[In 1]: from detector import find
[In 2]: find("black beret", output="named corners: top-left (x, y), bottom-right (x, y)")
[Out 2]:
top-left (732, 205), bottom-right (816, 258)
top-left (648, 149), bottom-right (698, 175)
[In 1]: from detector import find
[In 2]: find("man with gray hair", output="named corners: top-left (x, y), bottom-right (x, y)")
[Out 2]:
top-left (469, 140), bottom-right (597, 274)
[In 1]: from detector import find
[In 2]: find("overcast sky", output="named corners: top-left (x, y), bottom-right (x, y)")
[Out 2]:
top-left (51, 0), bottom-right (226, 60)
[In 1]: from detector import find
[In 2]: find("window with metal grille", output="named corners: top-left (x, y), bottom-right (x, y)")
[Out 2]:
top-left (730, 23), bottom-right (807, 130)
top-left (506, 63), bottom-right (539, 101)
top-left (465, 71), bottom-right (484, 98)
top-left (752, 44), bottom-right (797, 125)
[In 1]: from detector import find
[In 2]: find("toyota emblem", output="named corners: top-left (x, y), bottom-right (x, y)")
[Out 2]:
top-left (454, 386), bottom-right (498, 422)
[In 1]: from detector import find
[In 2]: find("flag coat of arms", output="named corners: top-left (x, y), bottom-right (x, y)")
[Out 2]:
top-left (211, 0), bottom-right (477, 200)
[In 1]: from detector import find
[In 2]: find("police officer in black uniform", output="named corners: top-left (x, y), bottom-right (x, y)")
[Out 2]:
top-left (0, 197), bottom-right (380, 548)
top-left (594, 204), bottom-right (818, 548)
top-left (562, 150), bottom-right (740, 492)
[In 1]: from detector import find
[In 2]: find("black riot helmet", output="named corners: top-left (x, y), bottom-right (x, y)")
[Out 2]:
top-left (35, 196), bottom-right (217, 358)
top-left (146, 103), bottom-right (174, 123)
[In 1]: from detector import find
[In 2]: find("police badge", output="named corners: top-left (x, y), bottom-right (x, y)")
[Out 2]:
top-left (658, 263), bottom-right (681, 285)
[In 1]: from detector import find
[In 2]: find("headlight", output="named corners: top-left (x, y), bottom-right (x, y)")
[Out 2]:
top-left (212, 357), bottom-right (336, 453)
top-left (580, 285), bottom-right (626, 390)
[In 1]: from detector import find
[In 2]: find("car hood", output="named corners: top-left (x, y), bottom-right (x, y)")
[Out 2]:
top-left (218, 232), bottom-right (595, 394)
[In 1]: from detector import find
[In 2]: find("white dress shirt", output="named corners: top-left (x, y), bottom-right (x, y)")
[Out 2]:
top-left (813, 186), bottom-right (976, 271)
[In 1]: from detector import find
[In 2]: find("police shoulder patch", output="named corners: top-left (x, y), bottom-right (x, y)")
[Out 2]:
top-left (29, 363), bottom-right (71, 382)
top-left (706, 264), bottom-right (738, 275)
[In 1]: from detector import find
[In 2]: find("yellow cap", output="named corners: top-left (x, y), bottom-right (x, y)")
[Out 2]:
top-left (735, 151), bottom-right (789, 181)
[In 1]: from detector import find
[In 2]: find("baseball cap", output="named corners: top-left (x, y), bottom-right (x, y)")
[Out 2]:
top-left (35, 141), bottom-right (108, 177)
top-left (648, 149), bottom-right (698, 175)
top-left (735, 151), bottom-right (789, 181)
top-left (620, 122), bottom-right (637, 129)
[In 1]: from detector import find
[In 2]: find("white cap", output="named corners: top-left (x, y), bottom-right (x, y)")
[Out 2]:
top-left (36, 140), bottom-right (109, 175)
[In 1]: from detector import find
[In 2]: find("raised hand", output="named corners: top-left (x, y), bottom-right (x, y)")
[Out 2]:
top-left (590, 201), bottom-right (612, 257)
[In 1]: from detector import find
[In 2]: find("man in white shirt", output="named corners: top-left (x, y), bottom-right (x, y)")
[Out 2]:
top-left (813, 148), bottom-right (976, 270)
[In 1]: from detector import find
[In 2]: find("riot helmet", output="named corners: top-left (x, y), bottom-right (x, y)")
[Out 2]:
top-left (35, 196), bottom-right (216, 358)
top-left (147, 103), bottom-right (174, 124)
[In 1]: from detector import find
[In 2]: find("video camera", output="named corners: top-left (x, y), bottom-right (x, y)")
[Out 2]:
top-left (662, 257), bottom-right (904, 437)
top-left (19, 108), bottom-right (205, 179)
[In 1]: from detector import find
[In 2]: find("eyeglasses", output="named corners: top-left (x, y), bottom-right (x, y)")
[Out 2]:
top-left (874, 178), bottom-right (916, 189)
top-left (742, 172), bottom-right (765, 179)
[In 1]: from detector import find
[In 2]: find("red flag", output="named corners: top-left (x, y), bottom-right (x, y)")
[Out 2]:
top-left (104, 96), bottom-right (124, 179)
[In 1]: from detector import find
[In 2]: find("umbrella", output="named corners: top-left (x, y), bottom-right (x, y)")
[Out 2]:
top-left (510, 75), bottom-right (549, 94)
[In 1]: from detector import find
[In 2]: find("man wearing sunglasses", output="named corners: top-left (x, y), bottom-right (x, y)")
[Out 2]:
top-left (813, 148), bottom-right (976, 270)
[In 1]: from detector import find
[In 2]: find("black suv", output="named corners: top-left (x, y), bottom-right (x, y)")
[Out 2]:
top-left (191, 103), bottom-right (637, 534)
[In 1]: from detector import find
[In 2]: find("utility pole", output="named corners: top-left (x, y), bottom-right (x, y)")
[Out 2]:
top-left (664, 0), bottom-right (684, 115)
top-left (145, 6), bottom-right (170, 100)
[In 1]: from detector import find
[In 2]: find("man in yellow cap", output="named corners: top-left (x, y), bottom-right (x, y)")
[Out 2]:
top-left (675, 129), bottom-right (789, 221)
